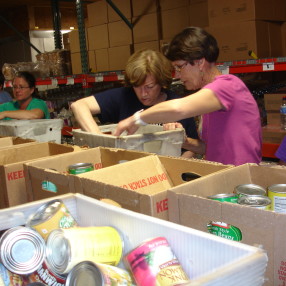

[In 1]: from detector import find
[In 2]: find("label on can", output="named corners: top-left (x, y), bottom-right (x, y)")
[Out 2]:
top-left (207, 193), bottom-right (238, 203)
top-left (0, 262), bottom-right (26, 285)
top-left (68, 163), bottom-right (94, 175)
top-left (267, 184), bottom-right (286, 213)
top-left (207, 221), bottom-right (242, 241)
top-left (125, 237), bottom-right (189, 286)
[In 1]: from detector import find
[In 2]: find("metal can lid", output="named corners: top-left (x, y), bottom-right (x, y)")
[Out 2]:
top-left (46, 229), bottom-right (70, 275)
top-left (207, 193), bottom-right (237, 199)
top-left (238, 195), bottom-right (271, 207)
top-left (68, 163), bottom-right (93, 171)
top-left (66, 261), bottom-right (103, 286)
top-left (26, 199), bottom-right (63, 227)
top-left (268, 184), bottom-right (286, 194)
top-left (0, 226), bottom-right (45, 275)
top-left (234, 184), bottom-right (266, 196)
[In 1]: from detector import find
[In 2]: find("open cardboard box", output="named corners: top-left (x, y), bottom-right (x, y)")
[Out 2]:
top-left (167, 163), bottom-right (286, 286)
top-left (0, 136), bottom-right (36, 149)
top-left (0, 142), bottom-right (74, 209)
top-left (0, 193), bottom-right (268, 285)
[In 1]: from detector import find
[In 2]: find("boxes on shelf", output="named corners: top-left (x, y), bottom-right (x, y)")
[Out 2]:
top-left (23, 147), bottom-right (232, 220)
top-left (167, 163), bottom-right (286, 286)
top-left (0, 142), bottom-right (74, 208)
top-left (0, 119), bottom-right (63, 144)
top-left (0, 193), bottom-right (268, 285)
top-left (262, 125), bottom-right (286, 144)
top-left (73, 124), bottom-right (185, 157)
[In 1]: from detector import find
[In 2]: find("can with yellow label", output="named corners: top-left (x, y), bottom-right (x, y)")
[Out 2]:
top-left (267, 184), bottom-right (286, 213)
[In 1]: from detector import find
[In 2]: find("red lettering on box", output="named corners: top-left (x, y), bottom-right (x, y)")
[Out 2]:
top-left (7, 170), bottom-right (25, 181)
top-left (156, 198), bottom-right (168, 213)
top-left (94, 163), bottom-right (102, 170)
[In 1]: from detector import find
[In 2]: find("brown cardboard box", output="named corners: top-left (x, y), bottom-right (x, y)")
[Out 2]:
top-left (189, 0), bottom-right (209, 28)
top-left (267, 112), bottom-right (280, 126)
top-left (107, 0), bottom-right (131, 22)
top-left (281, 22), bottom-right (286, 57)
top-left (160, 0), bottom-right (189, 11)
top-left (108, 45), bottom-right (133, 70)
top-left (208, 0), bottom-right (286, 26)
top-left (264, 93), bottom-right (286, 111)
top-left (162, 7), bottom-right (190, 40)
top-left (262, 125), bottom-right (286, 144)
top-left (24, 147), bottom-right (151, 202)
top-left (0, 142), bottom-right (74, 209)
top-left (134, 41), bottom-right (160, 52)
top-left (68, 30), bottom-right (80, 53)
top-left (167, 163), bottom-right (286, 286)
top-left (207, 21), bottom-right (282, 62)
top-left (87, 24), bottom-right (109, 50)
top-left (88, 50), bottom-right (96, 72)
top-left (132, 13), bottom-right (160, 44)
top-left (132, 0), bottom-right (157, 16)
top-left (0, 137), bottom-right (36, 150)
top-left (87, 0), bottom-right (108, 27)
top-left (108, 20), bottom-right (132, 47)
top-left (95, 49), bottom-right (109, 72)
top-left (71, 52), bottom-right (82, 75)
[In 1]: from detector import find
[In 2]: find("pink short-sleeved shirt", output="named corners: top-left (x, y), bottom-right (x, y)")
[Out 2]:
top-left (201, 74), bottom-right (262, 165)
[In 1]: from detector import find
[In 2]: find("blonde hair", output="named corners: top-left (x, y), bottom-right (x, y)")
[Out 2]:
top-left (125, 49), bottom-right (173, 88)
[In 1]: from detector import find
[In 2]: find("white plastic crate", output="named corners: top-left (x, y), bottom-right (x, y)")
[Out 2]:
top-left (73, 124), bottom-right (185, 157)
top-left (0, 194), bottom-right (268, 286)
top-left (0, 119), bottom-right (63, 144)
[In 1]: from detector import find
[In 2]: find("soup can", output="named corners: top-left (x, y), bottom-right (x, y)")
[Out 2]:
top-left (125, 237), bottom-right (189, 286)
top-left (207, 221), bottom-right (242, 241)
top-left (234, 184), bottom-right (266, 198)
top-left (68, 163), bottom-right (94, 174)
top-left (46, 226), bottom-right (124, 275)
top-left (207, 193), bottom-right (238, 203)
top-left (0, 262), bottom-right (26, 285)
top-left (267, 184), bottom-right (286, 213)
top-left (66, 261), bottom-right (135, 286)
top-left (0, 226), bottom-right (45, 275)
top-left (26, 199), bottom-right (78, 240)
top-left (238, 195), bottom-right (271, 210)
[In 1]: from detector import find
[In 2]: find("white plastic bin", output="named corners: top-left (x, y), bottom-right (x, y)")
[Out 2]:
top-left (0, 193), bottom-right (268, 286)
top-left (0, 119), bottom-right (63, 144)
top-left (73, 124), bottom-right (185, 157)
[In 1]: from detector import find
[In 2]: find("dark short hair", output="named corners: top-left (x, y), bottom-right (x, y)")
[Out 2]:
top-left (14, 71), bottom-right (36, 88)
top-left (165, 27), bottom-right (219, 64)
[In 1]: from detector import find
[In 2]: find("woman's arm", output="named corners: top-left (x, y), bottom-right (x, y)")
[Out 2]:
top-left (0, 109), bottom-right (44, 120)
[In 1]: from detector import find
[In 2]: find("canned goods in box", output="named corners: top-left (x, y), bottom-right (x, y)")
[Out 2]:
top-left (46, 226), bottom-right (124, 275)
top-left (207, 221), bottom-right (242, 241)
top-left (26, 199), bottom-right (78, 240)
top-left (207, 193), bottom-right (238, 203)
top-left (234, 184), bottom-right (266, 198)
top-left (125, 237), bottom-right (189, 286)
top-left (238, 195), bottom-right (271, 210)
top-left (0, 226), bottom-right (45, 275)
top-left (68, 163), bottom-right (94, 174)
top-left (267, 184), bottom-right (286, 213)
top-left (66, 261), bottom-right (135, 286)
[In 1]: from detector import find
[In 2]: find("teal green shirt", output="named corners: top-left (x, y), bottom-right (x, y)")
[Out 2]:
top-left (0, 98), bottom-right (50, 120)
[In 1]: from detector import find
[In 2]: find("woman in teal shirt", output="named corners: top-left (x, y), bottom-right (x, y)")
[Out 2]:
top-left (0, 71), bottom-right (50, 120)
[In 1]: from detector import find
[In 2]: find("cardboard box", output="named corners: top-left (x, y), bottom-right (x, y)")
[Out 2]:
top-left (208, 0), bottom-right (286, 26)
top-left (207, 21), bottom-right (282, 62)
top-left (68, 30), bottom-right (80, 53)
top-left (95, 48), bottom-right (109, 72)
top-left (282, 22), bottom-right (286, 57)
top-left (88, 50), bottom-right (96, 73)
top-left (167, 163), bottom-right (286, 286)
top-left (73, 124), bottom-right (185, 157)
top-left (264, 93), bottom-right (286, 111)
top-left (134, 40), bottom-right (160, 52)
top-left (0, 193), bottom-right (268, 285)
top-left (108, 45), bottom-right (133, 70)
top-left (108, 20), bottom-right (132, 47)
top-left (87, 0), bottom-right (108, 26)
top-left (132, 13), bottom-right (160, 44)
top-left (266, 112), bottom-right (280, 126)
top-left (160, 0), bottom-right (189, 11)
top-left (107, 0), bottom-right (131, 22)
top-left (75, 154), bottom-right (232, 220)
top-left (0, 137), bottom-right (36, 149)
top-left (162, 7), bottom-right (190, 40)
top-left (71, 52), bottom-right (82, 74)
top-left (189, 0), bottom-right (209, 28)
top-left (262, 125), bottom-right (286, 144)
top-left (87, 24), bottom-right (109, 50)
top-left (0, 142), bottom-right (74, 208)
top-left (132, 0), bottom-right (157, 16)
top-left (24, 147), bottom-right (150, 202)
top-left (0, 119), bottom-right (63, 144)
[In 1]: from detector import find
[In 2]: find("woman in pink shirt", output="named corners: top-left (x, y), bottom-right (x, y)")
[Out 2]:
top-left (114, 27), bottom-right (262, 166)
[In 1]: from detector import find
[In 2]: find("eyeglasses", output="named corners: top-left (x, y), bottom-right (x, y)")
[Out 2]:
top-left (12, 86), bottom-right (30, 90)
top-left (173, 62), bottom-right (189, 73)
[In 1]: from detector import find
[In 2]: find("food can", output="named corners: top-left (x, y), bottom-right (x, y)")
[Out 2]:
top-left (125, 237), bottom-right (189, 286)
top-left (234, 184), bottom-right (266, 198)
top-left (267, 184), bottom-right (286, 213)
top-left (207, 221), bottom-right (242, 241)
top-left (68, 163), bottom-right (94, 174)
top-left (26, 199), bottom-right (78, 240)
top-left (207, 193), bottom-right (238, 203)
top-left (238, 195), bottom-right (271, 210)
top-left (0, 262), bottom-right (26, 285)
top-left (66, 261), bottom-right (135, 286)
top-left (46, 226), bottom-right (124, 275)
top-left (0, 226), bottom-right (45, 275)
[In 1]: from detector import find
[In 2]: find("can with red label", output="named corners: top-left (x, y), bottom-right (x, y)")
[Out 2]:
top-left (125, 237), bottom-right (189, 286)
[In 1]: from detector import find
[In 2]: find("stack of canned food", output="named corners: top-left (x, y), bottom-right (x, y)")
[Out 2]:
top-left (0, 199), bottom-right (190, 286)
top-left (207, 183), bottom-right (286, 242)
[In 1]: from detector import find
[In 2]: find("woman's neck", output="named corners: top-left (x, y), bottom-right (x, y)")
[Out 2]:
top-left (202, 63), bottom-right (222, 86)
top-left (19, 97), bottom-right (32, 110)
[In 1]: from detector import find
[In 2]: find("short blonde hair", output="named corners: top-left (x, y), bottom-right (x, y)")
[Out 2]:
top-left (125, 49), bottom-right (173, 88)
